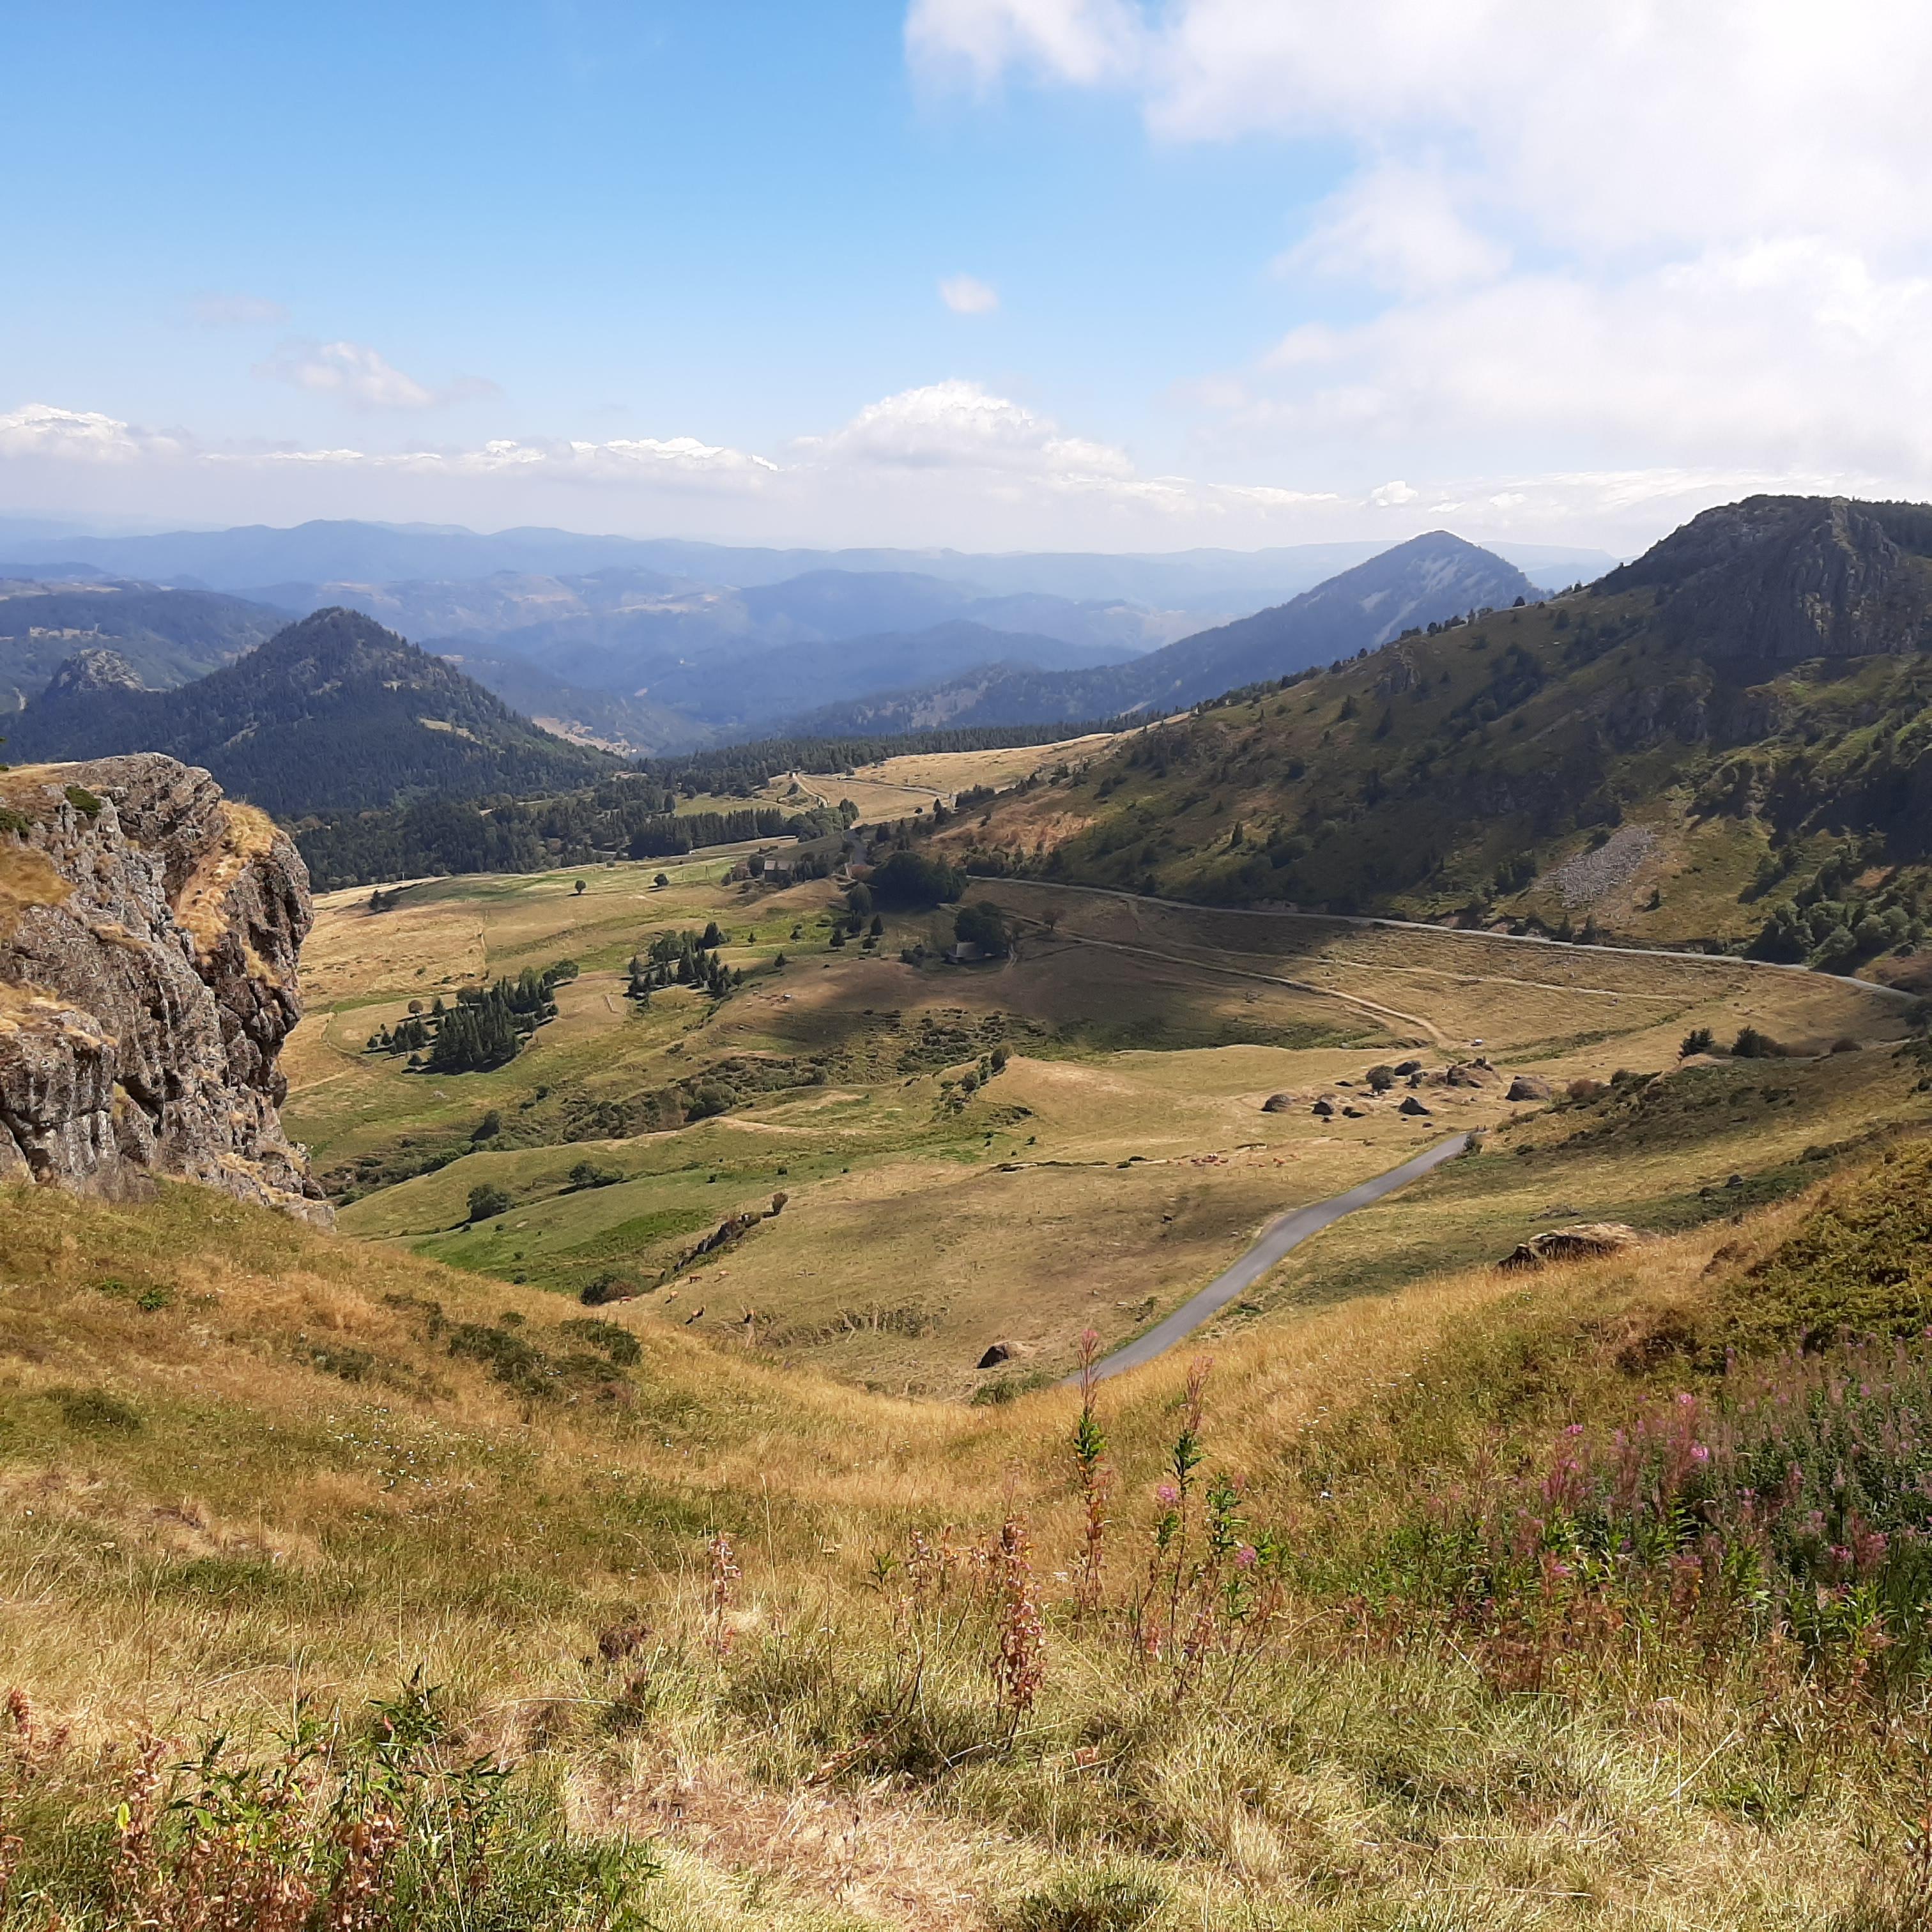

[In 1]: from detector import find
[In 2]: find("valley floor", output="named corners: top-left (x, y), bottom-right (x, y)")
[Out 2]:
top-left (284, 854), bottom-right (1910, 1399)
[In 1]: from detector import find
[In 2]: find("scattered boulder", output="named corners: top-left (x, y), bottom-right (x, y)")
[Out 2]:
top-left (977, 1341), bottom-right (1013, 1368)
top-left (1341, 1105), bottom-right (1367, 1119)
top-left (1447, 1059), bottom-right (1499, 1089)
top-left (1726, 1172), bottom-right (1745, 1189)
top-left (1394, 1059), bottom-right (1424, 1076)
top-left (1311, 1098), bottom-right (1336, 1118)
top-left (1261, 1092), bottom-right (1294, 1114)
top-left (1506, 1075), bottom-right (1553, 1101)
top-left (1398, 1095), bottom-right (1432, 1116)
top-left (1498, 1223), bottom-right (1643, 1271)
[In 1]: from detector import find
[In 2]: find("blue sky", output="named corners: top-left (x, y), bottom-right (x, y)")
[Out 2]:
top-left (6, 3), bottom-right (1932, 551)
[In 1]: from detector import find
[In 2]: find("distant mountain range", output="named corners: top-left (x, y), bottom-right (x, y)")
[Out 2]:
top-left (6, 608), bottom-right (613, 816)
top-left (0, 514), bottom-right (1618, 606)
top-left (0, 578), bottom-right (282, 709)
top-left (791, 533), bottom-right (1540, 732)
top-left (0, 519), bottom-right (1598, 757)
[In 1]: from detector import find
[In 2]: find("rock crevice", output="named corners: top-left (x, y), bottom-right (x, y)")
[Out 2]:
top-left (0, 755), bottom-right (328, 1221)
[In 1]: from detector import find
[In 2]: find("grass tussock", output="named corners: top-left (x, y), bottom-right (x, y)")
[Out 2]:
top-left (8, 1154), bottom-right (1932, 1922)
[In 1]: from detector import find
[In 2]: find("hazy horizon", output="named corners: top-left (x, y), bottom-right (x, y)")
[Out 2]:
top-left (9, 4), bottom-right (1931, 555)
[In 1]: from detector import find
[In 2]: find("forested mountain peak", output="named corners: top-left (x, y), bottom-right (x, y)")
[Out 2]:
top-left (6, 608), bottom-right (614, 818)
top-left (781, 533), bottom-right (1540, 736)
top-left (244, 603), bottom-right (478, 689)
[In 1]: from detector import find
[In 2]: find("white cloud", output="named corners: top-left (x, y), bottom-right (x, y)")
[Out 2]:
top-left (806, 379), bottom-right (1133, 481)
top-left (255, 339), bottom-right (500, 412)
top-left (190, 292), bottom-right (290, 328)
top-left (911, 1), bottom-right (1932, 514)
top-left (906, 0), bottom-right (1140, 88)
top-left (0, 403), bottom-right (181, 463)
top-left (0, 385), bottom-right (1869, 555)
top-left (939, 273), bottom-right (1000, 314)
top-left (0, 381), bottom-right (1350, 543)
top-left (1280, 165), bottom-right (1506, 297)
top-left (223, 431), bottom-right (779, 487)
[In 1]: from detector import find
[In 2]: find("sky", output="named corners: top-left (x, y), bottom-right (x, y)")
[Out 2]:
top-left (6, 0), bottom-right (1932, 555)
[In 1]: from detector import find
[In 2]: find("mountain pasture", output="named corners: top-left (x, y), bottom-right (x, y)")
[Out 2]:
top-left (286, 844), bottom-right (1911, 1399)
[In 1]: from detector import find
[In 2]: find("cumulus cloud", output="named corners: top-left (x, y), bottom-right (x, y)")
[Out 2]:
top-left (0, 381), bottom-right (1339, 541)
top-left (939, 273), bottom-right (1000, 314)
top-left (0, 403), bottom-right (182, 463)
top-left (909, 1), bottom-right (1932, 507)
top-left (806, 379), bottom-right (1132, 480)
top-left (190, 292), bottom-right (290, 328)
top-left (255, 339), bottom-right (500, 412)
top-left (1, 385), bottom-right (1853, 553)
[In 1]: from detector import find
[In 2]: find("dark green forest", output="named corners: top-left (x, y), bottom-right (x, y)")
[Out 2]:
top-left (297, 781), bottom-right (849, 889)
top-left (7, 607), bottom-right (613, 817)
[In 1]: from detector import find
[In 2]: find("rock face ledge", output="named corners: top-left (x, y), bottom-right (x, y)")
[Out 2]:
top-left (0, 754), bottom-right (329, 1222)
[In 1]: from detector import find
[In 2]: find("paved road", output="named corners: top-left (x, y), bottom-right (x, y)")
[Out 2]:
top-left (1080, 1133), bottom-right (1471, 1383)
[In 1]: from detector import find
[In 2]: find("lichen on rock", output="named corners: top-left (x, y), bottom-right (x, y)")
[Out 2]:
top-left (0, 754), bottom-right (330, 1222)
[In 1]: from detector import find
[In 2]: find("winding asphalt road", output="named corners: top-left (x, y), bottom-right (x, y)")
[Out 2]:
top-left (1080, 1132), bottom-right (1471, 1383)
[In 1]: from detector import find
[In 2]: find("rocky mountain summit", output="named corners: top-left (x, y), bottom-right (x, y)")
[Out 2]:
top-left (0, 754), bottom-right (328, 1220)
top-left (39, 646), bottom-right (147, 696)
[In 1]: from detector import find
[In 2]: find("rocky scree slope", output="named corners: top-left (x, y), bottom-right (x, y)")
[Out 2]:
top-left (0, 755), bottom-right (328, 1220)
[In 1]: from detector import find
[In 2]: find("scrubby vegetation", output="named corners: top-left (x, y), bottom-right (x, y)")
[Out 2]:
top-left (13, 1144), bottom-right (1932, 1922)
top-left (932, 578), bottom-right (1932, 970)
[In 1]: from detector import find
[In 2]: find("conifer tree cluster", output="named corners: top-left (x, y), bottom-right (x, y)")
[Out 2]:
top-left (625, 924), bottom-right (744, 1001)
top-left (363, 963), bottom-right (572, 1072)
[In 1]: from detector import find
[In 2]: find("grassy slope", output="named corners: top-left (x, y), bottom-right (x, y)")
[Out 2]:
top-left (10, 1138), bottom-right (1932, 1923)
top-left (936, 586), bottom-right (1932, 976)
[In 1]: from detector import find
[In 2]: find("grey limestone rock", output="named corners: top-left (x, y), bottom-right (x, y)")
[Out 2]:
top-left (0, 754), bottom-right (329, 1222)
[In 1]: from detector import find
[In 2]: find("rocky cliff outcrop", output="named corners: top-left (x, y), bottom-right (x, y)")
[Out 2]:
top-left (0, 754), bottom-right (328, 1221)
top-left (1602, 495), bottom-right (1932, 659)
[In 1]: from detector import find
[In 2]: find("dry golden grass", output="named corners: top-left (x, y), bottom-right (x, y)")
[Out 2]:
top-left (781, 734), bottom-right (1128, 826)
top-left (6, 1162), bottom-right (1932, 1927)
